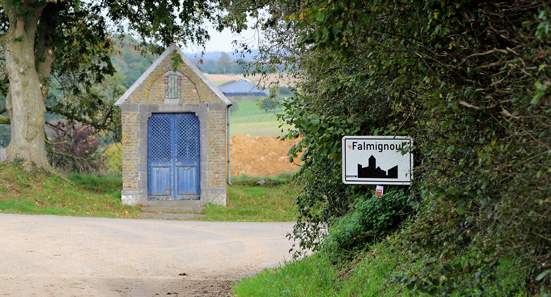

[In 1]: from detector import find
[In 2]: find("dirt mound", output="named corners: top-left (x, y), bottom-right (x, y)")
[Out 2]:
top-left (230, 134), bottom-right (302, 177)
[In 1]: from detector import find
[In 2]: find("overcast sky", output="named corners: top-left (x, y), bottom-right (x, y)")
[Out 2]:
top-left (182, 21), bottom-right (262, 53)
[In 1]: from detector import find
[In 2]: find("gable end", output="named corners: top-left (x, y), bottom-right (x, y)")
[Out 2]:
top-left (114, 44), bottom-right (232, 107)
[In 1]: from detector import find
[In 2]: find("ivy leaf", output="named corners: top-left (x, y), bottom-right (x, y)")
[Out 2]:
top-left (536, 270), bottom-right (550, 281)
top-left (316, 11), bottom-right (325, 22)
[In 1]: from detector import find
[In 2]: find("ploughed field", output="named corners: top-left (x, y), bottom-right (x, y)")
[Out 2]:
top-left (205, 73), bottom-right (301, 177)
top-left (230, 134), bottom-right (301, 177)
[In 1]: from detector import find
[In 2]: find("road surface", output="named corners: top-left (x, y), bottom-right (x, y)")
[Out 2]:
top-left (0, 214), bottom-right (295, 296)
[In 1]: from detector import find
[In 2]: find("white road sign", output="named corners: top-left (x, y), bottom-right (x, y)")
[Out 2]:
top-left (342, 136), bottom-right (413, 185)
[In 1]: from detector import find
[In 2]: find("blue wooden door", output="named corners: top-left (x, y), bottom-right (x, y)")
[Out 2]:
top-left (148, 113), bottom-right (200, 200)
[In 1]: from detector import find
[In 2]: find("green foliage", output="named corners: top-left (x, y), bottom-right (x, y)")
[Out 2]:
top-left (0, 124), bottom-right (9, 147)
top-left (0, 0), bottom-right (229, 168)
top-left (111, 36), bottom-right (157, 87)
top-left (106, 1), bottom-right (225, 49)
top-left (47, 63), bottom-right (126, 144)
top-left (323, 190), bottom-right (411, 261)
top-left (257, 97), bottom-right (281, 112)
top-left (187, 52), bottom-right (249, 74)
top-left (170, 49), bottom-right (184, 71)
top-left (278, 87), bottom-right (292, 96)
top-left (47, 121), bottom-right (101, 173)
top-left (102, 143), bottom-right (122, 176)
top-left (216, 52), bottom-right (235, 73)
top-left (224, 0), bottom-right (551, 294)
top-left (398, 253), bottom-right (532, 296)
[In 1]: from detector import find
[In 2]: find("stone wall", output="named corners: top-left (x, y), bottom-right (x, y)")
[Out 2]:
top-left (118, 48), bottom-right (228, 206)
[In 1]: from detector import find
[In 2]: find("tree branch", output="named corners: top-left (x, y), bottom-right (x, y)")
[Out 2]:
top-left (458, 100), bottom-right (498, 110)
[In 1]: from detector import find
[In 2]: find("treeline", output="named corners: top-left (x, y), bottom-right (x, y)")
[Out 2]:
top-left (188, 52), bottom-right (248, 74)
top-left (112, 37), bottom-right (249, 88)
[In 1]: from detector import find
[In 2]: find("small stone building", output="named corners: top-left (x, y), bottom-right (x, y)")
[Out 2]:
top-left (114, 44), bottom-right (231, 207)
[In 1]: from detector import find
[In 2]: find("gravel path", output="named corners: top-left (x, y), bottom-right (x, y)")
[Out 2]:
top-left (0, 214), bottom-right (295, 296)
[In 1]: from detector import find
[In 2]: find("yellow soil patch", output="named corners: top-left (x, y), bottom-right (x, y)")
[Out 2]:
top-left (204, 73), bottom-right (298, 87)
top-left (230, 134), bottom-right (302, 177)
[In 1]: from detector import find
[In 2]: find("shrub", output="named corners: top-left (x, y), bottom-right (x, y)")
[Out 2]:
top-left (258, 97), bottom-right (281, 112)
top-left (48, 120), bottom-right (101, 173)
top-left (323, 190), bottom-right (410, 261)
top-left (228, 0), bottom-right (551, 292)
top-left (102, 143), bottom-right (122, 176)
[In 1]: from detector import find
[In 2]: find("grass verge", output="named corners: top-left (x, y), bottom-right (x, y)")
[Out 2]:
top-left (232, 229), bottom-right (536, 297)
top-left (232, 238), bottom-right (416, 297)
top-left (0, 162), bottom-right (298, 222)
top-left (200, 174), bottom-right (299, 222)
top-left (0, 162), bottom-right (140, 218)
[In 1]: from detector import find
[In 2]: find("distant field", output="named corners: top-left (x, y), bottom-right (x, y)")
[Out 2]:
top-left (237, 73), bottom-right (298, 88)
top-left (205, 73), bottom-right (241, 83)
top-left (204, 73), bottom-right (293, 137)
top-left (229, 99), bottom-right (291, 137)
top-left (204, 73), bottom-right (297, 88)
top-left (231, 122), bottom-right (291, 137)
top-left (210, 80), bottom-right (230, 86)
top-left (231, 100), bottom-right (278, 122)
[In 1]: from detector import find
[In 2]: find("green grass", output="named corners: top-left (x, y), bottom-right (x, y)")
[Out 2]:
top-left (0, 162), bottom-right (298, 222)
top-left (235, 255), bottom-right (341, 297)
top-left (210, 80), bottom-right (230, 86)
top-left (233, 112), bottom-right (278, 124)
top-left (66, 173), bottom-right (123, 194)
top-left (200, 174), bottom-right (299, 222)
top-left (231, 121), bottom-right (291, 137)
top-left (231, 100), bottom-right (278, 123)
top-left (230, 98), bottom-right (290, 137)
top-left (0, 162), bottom-right (140, 218)
top-left (233, 240), bottom-right (415, 297)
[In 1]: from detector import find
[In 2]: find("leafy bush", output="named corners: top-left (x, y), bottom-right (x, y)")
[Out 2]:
top-left (225, 0), bottom-right (551, 293)
top-left (102, 143), bottom-right (122, 176)
top-left (258, 97), bottom-right (281, 112)
top-left (323, 190), bottom-right (410, 261)
top-left (48, 120), bottom-right (101, 173)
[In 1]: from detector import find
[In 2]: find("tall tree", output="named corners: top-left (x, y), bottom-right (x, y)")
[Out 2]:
top-left (0, 0), bottom-right (222, 169)
top-left (216, 52), bottom-right (233, 73)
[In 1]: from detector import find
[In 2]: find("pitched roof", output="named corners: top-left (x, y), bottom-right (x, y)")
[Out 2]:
top-left (218, 80), bottom-right (268, 96)
top-left (114, 44), bottom-right (232, 106)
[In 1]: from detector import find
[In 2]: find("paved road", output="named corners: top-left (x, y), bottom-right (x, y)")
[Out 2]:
top-left (0, 214), bottom-right (295, 296)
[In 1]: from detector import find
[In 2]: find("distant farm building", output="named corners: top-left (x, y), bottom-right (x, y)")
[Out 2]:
top-left (218, 80), bottom-right (268, 97)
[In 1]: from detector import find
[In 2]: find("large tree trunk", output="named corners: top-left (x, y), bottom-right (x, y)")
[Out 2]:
top-left (3, 2), bottom-right (50, 169)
